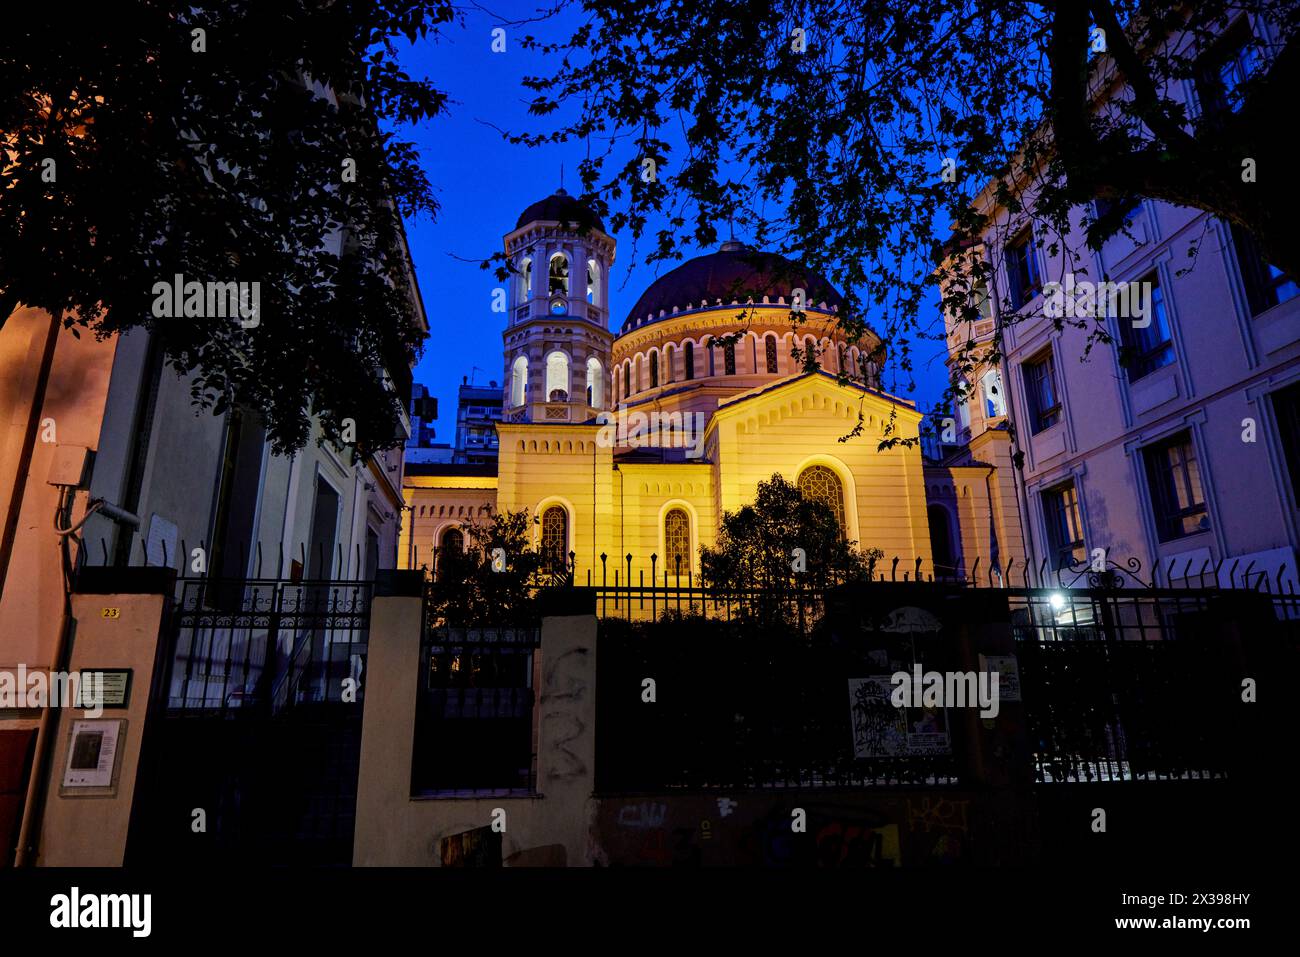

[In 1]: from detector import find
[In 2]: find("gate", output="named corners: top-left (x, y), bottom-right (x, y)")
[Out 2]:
top-left (127, 577), bottom-right (370, 865)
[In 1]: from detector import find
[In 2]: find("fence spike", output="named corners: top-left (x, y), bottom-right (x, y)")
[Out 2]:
top-left (915, 557), bottom-right (923, 581)
top-left (890, 556), bottom-right (899, 581)
top-left (1242, 560), bottom-right (1257, 590)
top-left (970, 556), bottom-right (980, 585)
top-left (1227, 558), bottom-right (1241, 589)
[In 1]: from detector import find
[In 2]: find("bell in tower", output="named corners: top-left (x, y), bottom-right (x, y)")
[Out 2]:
top-left (501, 188), bottom-right (615, 424)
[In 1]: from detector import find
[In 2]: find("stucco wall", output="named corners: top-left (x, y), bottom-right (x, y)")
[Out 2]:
top-left (353, 601), bottom-right (598, 866)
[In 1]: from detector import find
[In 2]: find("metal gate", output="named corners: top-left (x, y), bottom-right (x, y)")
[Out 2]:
top-left (127, 577), bottom-right (370, 865)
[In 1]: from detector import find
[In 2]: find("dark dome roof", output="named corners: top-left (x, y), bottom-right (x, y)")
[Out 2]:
top-left (622, 243), bottom-right (845, 332)
top-left (515, 189), bottom-right (605, 231)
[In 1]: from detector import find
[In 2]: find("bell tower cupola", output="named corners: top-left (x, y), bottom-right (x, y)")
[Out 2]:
top-left (501, 188), bottom-right (615, 424)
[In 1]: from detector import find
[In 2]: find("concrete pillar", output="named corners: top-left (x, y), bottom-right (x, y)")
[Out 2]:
top-left (35, 567), bottom-right (172, 866)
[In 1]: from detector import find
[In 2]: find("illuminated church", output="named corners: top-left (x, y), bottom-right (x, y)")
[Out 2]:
top-left (401, 191), bottom-right (1025, 582)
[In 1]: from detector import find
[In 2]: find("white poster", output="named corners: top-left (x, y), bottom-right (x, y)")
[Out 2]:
top-left (979, 654), bottom-right (1022, 702)
top-left (63, 719), bottom-right (122, 789)
top-left (849, 676), bottom-right (951, 758)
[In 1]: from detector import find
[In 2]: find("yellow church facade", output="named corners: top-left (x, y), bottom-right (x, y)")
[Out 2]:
top-left (401, 191), bottom-right (1024, 586)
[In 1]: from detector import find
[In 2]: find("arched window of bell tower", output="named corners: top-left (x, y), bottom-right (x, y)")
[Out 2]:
top-left (510, 355), bottom-right (528, 408)
top-left (549, 253), bottom-right (570, 297)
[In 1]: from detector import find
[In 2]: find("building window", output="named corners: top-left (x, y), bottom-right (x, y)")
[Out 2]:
top-left (545, 351), bottom-right (569, 402)
top-left (650, 350), bottom-right (659, 388)
top-left (981, 369), bottom-right (1006, 418)
top-left (1143, 431), bottom-right (1210, 541)
top-left (797, 465), bottom-right (846, 532)
top-left (622, 360), bottom-right (631, 399)
top-left (663, 344), bottom-right (674, 384)
top-left (438, 527), bottom-right (464, 578)
top-left (664, 508), bottom-right (691, 576)
top-left (540, 506), bottom-right (568, 573)
top-left (586, 356), bottom-right (603, 408)
top-left (1232, 225), bottom-right (1298, 316)
top-left (927, 505), bottom-right (956, 578)
top-left (548, 253), bottom-right (569, 297)
top-left (587, 259), bottom-right (599, 305)
top-left (1042, 481), bottom-right (1085, 569)
top-left (956, 376), bottom-right (972, 431)
top-left (1023, 350), bottom-right (1061, 433)
top-left (765, 335), bottom-right (778, 373)
top-left (723, 340), bottom-right (736, 375)
top-left (1006, 230), bottom-right (1040, 309)
top-left (684, 341), bottom-right (695, 380)
top-left (1117, 272), bottom-right (1175, 381)
top-left (519, 257), bottom-right (532, 303)
top-left (510, 356), bottom-right (527, 407)
top-left (1196, 19), bottom-right (1259, 118)
top-left (1094, 196), bottom-right (1141, 229)
top-left (1270, 381), bottom-right (1300, 506)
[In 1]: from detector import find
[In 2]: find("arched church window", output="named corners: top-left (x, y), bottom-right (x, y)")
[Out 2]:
top-left (549, 253), bottom-right (569, 297)
top-left (684, 341), bottom-right (695, 380)
top-left (663, 344), bottom-right (675, 384)
top-left (622, 359), bottom-right (632, 398)
top-left (437, 527), bottom-right (464, 581)
top-left (798, 465), bottom-right (846, 532)
top-left (519, 257), bottom-right (532, 303)
top-left (587, 259), bottom-right (599, 305)
top-left (587, 356), bottom-right (604, 408)
top-left (664, 509), bottom-right (691, 576)
top-left (546, 351), bottom-right (570, 402)
top-left (981, 369), bottom-right (1006, 418)
top-left (765, 335), bottom-right (778, 373)
top-left (541, 506), bottom-right (568, 574)
top-left (723, 340), bottom-right (736, 376)
top-left (928, 505), bottom-right (957, 578)
top-left (650, 351), bottom-right (659, 388)
top-left (510, 356), bottom-right (528, 407)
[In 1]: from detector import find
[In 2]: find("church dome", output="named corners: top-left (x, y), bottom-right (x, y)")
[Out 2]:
top-left (515, 189), bottom-right (605, 232)
top-left (622, 243), bottom-right (845, 332)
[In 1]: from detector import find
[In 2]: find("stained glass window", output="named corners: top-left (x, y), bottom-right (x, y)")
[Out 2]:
top-left (798, 465), bottom-right (845, 531)
top-left (664, 509), bottom-right (690, 575)
top-left (541, 506), bottom-right (568, 572)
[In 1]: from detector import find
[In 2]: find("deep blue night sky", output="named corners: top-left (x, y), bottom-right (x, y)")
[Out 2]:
top-left (392, 5), bottom-right (949, 441)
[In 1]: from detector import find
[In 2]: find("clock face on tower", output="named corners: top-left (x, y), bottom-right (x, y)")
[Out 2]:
top-left (549, 296), bottom-right (567, 315)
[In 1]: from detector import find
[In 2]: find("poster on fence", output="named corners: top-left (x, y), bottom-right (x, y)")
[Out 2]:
top-left (848, 676), bottom-right (951, 758)
top-left (978, 654), bottom-right (1022, 702)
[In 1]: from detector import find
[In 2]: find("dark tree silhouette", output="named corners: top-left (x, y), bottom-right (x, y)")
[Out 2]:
top-left (700, 473), bottom-right (879, 623)
top-left (516, 1), bottom-right (1299, 431)
top-left (0, 2), bottom-right (453, 454)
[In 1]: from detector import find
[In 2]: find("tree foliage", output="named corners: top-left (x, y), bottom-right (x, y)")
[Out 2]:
top-left (427, 508), bottom-right (548, 627)
top-left (1, 2), bottom-right (453, 454)
top-left (700, 473), bottom-right (878, 622)
top-left (518, 0), bottom-right (1300, 438)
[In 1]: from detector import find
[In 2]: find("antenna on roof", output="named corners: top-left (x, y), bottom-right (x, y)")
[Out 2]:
top-left (559, 163), bottom-right (565, 194)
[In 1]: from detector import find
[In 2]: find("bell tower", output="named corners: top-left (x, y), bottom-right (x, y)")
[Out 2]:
top-left (501, 189), bottom-right (615, 424)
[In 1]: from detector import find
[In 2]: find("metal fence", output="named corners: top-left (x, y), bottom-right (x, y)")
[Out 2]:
top-left (412, 588), bottom-right (542, 797)
top-left (129, 575), bottom-right (371, 866)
